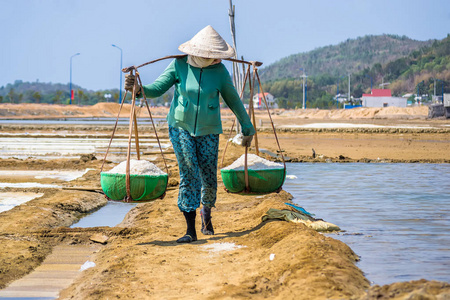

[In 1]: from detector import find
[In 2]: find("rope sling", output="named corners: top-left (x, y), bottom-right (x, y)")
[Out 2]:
top-left (100, 70), bottom-right (169, 202)
top-left (220, 61), bottom-right (286, 193)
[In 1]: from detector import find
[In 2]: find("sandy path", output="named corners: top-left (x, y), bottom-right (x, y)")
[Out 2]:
top-left (59, 188), bottom-right (369, 300)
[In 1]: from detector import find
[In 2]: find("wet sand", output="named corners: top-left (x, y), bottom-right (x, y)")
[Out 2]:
top-left (0, 104), bottom-right (449, 299)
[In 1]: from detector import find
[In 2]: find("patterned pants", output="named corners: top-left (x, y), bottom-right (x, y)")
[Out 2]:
top-left (169, 126), bottom-right (219, 212)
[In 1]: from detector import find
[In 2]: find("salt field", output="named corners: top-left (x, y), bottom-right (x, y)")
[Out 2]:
top-left (0, 117), bottom-right (165, 125)
top-left (283, 162), bottom-right (450, 285)
top-left (281, 123), bottom-right (439, 129)
top-left (0, 136), bottom-right (171, 160)
top-left (0, 169), bottom-right (90, 181)
top-left (0, 192), bottom-right (44, 213)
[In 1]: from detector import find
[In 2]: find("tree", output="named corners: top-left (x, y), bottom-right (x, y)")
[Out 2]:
top-left (53, 90), bottom-right (63, 104)
top-left (32, 91), bottom-right (41, 103)
top-left (7, 88), bottom-right (15, 103)
top-left (77, 89), bottom-right (85, 105)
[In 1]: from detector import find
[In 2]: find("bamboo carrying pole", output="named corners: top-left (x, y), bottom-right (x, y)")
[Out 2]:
top-left (122, 54), bottom-right (262, 73)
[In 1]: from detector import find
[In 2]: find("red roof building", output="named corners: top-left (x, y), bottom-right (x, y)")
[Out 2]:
top-left (252, 92), bottom-right (277, 108)
top-left (362, 89), bottom-right (392, 97)
top-left (361, 88), bottom-right (406, 107)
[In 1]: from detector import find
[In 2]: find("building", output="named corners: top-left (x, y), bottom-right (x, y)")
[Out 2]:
top-left (361, 89), bottom-right (407, 108)
top-left (252, 92), bottom-right (278, 109)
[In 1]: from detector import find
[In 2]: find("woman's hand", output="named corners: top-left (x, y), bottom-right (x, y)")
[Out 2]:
top-left (241, 135), bottom-right (253, 147)
top-left (124, 74), bottom-right (136, 92)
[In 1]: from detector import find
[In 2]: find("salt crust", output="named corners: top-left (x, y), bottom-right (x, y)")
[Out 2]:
top-left (200, 242), bottom-right (246, 253)
top-left (222, 154), bottom-right (283, 171)
top-left (107, 159), bottom-right (166, 175)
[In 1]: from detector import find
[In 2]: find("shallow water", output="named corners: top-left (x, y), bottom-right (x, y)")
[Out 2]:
top-left (0, 117), bottom-right (165, 125)
top-left (0, 170), bottom-right (89, 181)
top-left (0, 182), bottom-right (62, 189)
top-left (70, 201), bottom-right (137, 228)
top-left (0, 137), bottom-right (170, 160)
top-left (283, 162), bottom-right (450, 286)
top-left (0, 192), bottom-right (44, 213)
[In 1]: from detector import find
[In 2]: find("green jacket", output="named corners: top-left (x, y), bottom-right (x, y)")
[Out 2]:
top-left (141, 56), bottom-right (255, 137)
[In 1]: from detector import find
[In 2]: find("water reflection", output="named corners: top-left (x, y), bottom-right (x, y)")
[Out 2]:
top-left (70, 201), bottom-right (137, 228)
top-left (283, 162), bottom-right (450, 285)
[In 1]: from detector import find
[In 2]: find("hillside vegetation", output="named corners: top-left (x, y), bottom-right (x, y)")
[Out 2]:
top-left (361, 35), bottom-right (450, 96)
top-left (259, 34), bottom-right (449, 108)
top-left (0, 81), bottom-right (121, 105)
top-left (261, 34), bottom-right (433, 81)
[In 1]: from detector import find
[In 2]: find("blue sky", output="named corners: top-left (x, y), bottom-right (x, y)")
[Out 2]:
top-left (1, 0), bottom-right (449, 91)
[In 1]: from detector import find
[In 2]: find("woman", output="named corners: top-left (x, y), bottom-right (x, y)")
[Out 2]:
top-left (125, 25), bottom-right (255, 243)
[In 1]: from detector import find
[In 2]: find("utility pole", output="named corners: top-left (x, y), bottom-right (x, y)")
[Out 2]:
top-left (434, 78), bottom-right (436, 97)
top-left (300, 68), bottom-right (307, 109)
top-left (112, 44), bottom-right (123, 103)
top-left (379, 76), bottom-right (390, 89)
top-left (348, 74), bottom-right (351, 104)
top-left (69, 53), bottom-right (80, 105)
top-left (228, 0), bottom-right (242, 133)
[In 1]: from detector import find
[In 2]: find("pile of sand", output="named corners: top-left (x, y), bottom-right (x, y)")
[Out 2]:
top-left (0, 103), bottom-right (429, 120)
top-left (279, 106), bottom-right (428, 119)
top-left (0, 102), bottom-right (168, 119)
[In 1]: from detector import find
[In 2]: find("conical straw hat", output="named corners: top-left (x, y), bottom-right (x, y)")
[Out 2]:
top-left (178, 25), bottom-right (235, 59)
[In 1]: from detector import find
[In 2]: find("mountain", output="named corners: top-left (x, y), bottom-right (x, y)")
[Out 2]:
top-left (373, 35), bottom-right (450, 96)
top-left (256, 34), bottom-right (450, 109)
top-left (261, 34), bottom-right (434, 81)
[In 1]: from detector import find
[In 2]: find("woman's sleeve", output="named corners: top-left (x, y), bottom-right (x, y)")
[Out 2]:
top-left (141, 60), bottom-right (177, 98)
top-left (219, 67), bottom-right (256, 136)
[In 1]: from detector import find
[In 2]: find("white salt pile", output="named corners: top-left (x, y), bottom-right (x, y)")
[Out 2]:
top-left (222, 154), bottom-right (283, 171)
top-left (106, 159), bottom-right (166, 175)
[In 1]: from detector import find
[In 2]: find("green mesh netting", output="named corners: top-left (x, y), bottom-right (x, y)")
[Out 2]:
top-left (220, 168), bottom-right (286, 193)
top-left (100, 172), bottom-right (168, 201)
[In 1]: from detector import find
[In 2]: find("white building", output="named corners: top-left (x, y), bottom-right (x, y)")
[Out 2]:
top-left (252, 92), bottom-right (278, 109)
top-left (363, 96), bottom-right (407, 107)
top-left (361, 89), bottom-right (407, 108)
top-left (444, 93), bottom-right (450, 107)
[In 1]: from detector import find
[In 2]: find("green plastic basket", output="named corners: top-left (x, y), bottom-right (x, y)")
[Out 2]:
top-left (100, 172), bottom-right (168, 201)
top-left (220, 168), bottom-right (286, 194)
